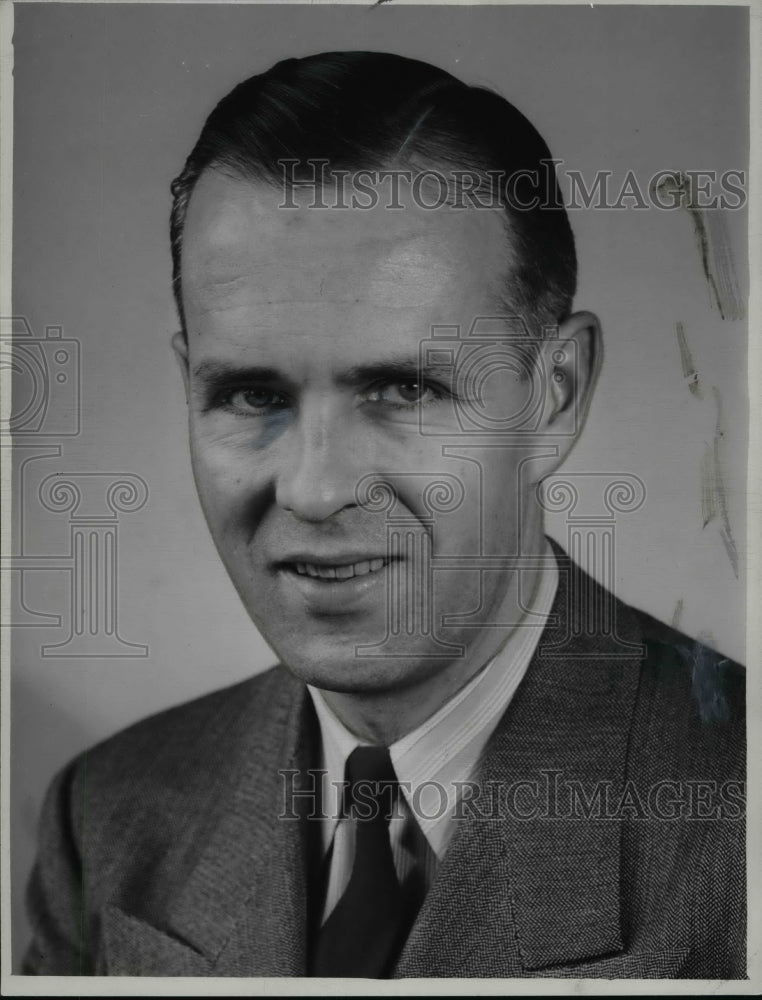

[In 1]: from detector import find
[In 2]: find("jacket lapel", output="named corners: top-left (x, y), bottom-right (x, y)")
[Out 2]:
top-left (101, 669), bottom-right (319, 977)
top-left (396, 555), bottom-right (644, 976)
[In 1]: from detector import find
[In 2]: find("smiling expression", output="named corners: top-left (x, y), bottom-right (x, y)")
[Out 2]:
top-left (175, 169), bottom-right (562, 701)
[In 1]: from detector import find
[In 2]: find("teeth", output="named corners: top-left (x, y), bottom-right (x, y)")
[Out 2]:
top-left (292, 558), bottom-right (388, 580)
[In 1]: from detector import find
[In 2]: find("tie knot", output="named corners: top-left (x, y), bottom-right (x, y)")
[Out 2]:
top-left (344, 746), bottom-right (398, 823)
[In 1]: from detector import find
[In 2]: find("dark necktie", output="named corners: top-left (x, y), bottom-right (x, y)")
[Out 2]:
top-left (311, 746), bottom-right (409, 978)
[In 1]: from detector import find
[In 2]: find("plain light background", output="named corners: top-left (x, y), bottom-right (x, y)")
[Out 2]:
top-left (9, 2), bottom-right (749, 971)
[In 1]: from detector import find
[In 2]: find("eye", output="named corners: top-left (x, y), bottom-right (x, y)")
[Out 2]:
top-left (222, 387), bottom-right (290, 414)
top-left (366, 380), bottom-right (442, 408)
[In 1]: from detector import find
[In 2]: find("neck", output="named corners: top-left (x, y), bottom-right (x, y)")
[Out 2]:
top-left (320, 531), bottom-right (550, 744)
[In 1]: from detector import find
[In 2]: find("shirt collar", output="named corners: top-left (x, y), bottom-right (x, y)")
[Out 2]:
top-left (307, 540), bottom-right (559, 859)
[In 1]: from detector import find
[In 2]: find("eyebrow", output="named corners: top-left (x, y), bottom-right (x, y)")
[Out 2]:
top-left (337, 359), bottom-right (455, 386)
top-left (191, 356), bottom-right (456, 388)
top-left (192, 361), bottom-right (283, 387)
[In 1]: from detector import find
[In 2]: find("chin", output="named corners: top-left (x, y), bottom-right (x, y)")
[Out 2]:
top-left (272, 639), bottom-right (459, 697)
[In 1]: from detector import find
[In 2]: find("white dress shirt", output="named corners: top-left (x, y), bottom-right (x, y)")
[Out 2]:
top-left (307, 544), bottom-right (559, 923)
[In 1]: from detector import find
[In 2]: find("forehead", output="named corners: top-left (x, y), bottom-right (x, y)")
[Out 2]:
top-left (180, 170), bottom-right (511, 355)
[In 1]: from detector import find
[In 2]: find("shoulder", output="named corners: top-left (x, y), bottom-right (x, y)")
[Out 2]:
top-left (549, 535), bottom-right (744, 771)
top-left (620, 599), bottom-right (745, 781)
top-left (91, 661), bottom-right (293, 745)
top-left (631, 601), bottom-right (744, 723)
top-left (62, 664), bottom-right (302, 821)
top-left (549, 538), bottom-right (745, 736)
top-left (26, 664), bottom-right (306, 973)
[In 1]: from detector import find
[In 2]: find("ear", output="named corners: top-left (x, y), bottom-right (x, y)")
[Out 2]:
top-left (542, 310), bottom-right (602, 434)
top-left (526, 311), bottom-right (602, 481)
top-left (171, 331), bottom-right (190, 402)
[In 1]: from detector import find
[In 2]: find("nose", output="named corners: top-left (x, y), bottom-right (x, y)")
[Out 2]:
top-left (275, 397), bottom-right (363, 522)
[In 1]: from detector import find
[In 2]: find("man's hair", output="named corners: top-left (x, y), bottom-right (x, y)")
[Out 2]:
top-left (170, 50), bottom-right (577, 336)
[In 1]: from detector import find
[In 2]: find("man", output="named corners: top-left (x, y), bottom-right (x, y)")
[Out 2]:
top-left (24, 51), bottom-right (745, 979)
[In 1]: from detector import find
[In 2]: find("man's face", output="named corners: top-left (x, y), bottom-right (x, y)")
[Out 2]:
top-left (177, 170), bottom-right (562, 699)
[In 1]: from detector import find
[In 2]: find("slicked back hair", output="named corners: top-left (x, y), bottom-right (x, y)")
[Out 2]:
top-left (170, 51), bottom-right (577, 337)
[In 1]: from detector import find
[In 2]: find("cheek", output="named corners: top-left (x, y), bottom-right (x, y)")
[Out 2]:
top-left (434, 458), bottom-right (524, 554)
top-left (189, 431), bottom-right (269, 528)
top-left (409, 466), bottom-right (483, 555)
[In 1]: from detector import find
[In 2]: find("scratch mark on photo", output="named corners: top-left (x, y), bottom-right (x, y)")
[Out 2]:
top-left (655, 173), bottom-right (745, 320)
top-left (700, 387), bottom-right (739, 577)
top-left (675, 322), bottom-right (701, 397)
top-left (670, 598), bottom-right (684, 629)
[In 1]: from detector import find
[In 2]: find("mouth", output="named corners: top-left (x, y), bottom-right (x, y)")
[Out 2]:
top-left (281, 557), bottom-right (390, 582)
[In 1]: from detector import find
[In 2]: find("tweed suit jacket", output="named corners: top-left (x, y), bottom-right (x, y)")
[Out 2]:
top-left (23, 552), bottom-right (746, 979)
